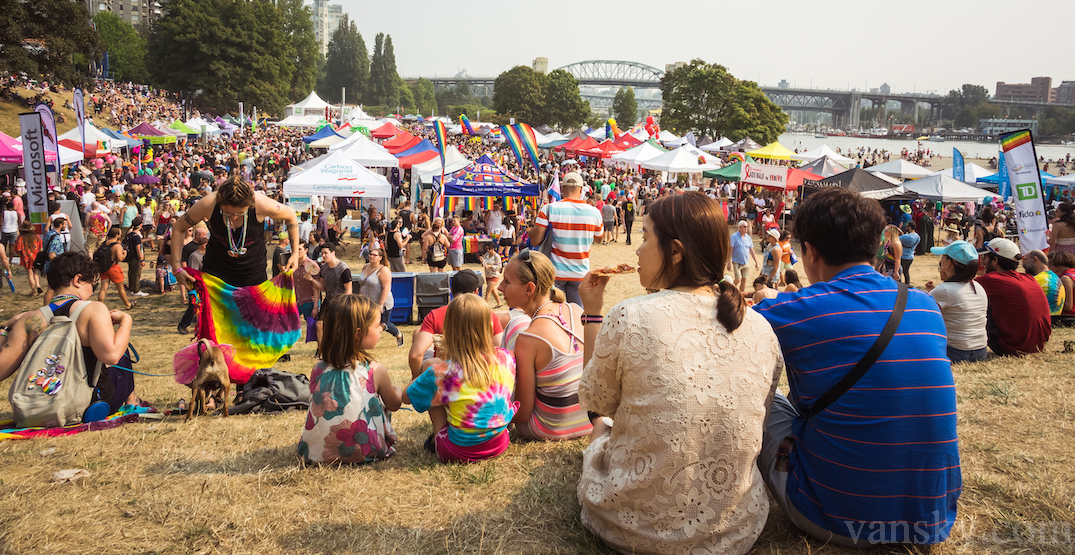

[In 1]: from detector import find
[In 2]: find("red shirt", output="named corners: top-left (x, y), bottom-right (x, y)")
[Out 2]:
top-left (419, 305), bottom-right (504, 336)
top-left (975, 270), bottom-right (1052, 354)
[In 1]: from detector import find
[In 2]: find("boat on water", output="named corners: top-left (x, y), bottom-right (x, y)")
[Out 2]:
top-left (815, 133), bottom-right (827, 138)
top-left (928, 134), bottom-right (945, 142)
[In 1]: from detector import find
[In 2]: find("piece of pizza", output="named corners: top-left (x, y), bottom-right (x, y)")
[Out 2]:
top-left (592, 263), bottom-right (637, 277)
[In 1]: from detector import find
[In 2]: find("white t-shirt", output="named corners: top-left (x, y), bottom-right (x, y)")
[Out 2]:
top-left (499, 223), bottom-right (515, 241)
top-left (2, 210), bottom-right (18, 233)
top-left (929, 280), bottom-right (989, 351)
top-left (485, 210), bottom-right (503, 235)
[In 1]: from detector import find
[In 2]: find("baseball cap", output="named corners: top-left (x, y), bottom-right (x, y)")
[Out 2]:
top-left (562, 172), bottom-right (585, 188)
top-left (766, 228), bottom-right (780, 240)
top-left (930, 240), bottom-right (978, 265)
top-left (980, 237), bottom-right (1021, 261)
top-left (451, 269), bottom-right (482, 295)
top-left (278, 231), bottom-right (288, 240)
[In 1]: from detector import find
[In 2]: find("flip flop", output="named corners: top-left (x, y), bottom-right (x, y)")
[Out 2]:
top-left (126, 301), bottom-right (138, 310)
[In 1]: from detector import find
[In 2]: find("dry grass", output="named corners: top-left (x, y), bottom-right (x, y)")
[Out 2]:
top-left (0, 87), bottom-right (80, 138)
top-left (0, 233), bottom-right (1072, 555)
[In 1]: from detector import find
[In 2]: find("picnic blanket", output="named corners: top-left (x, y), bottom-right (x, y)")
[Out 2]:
top-left (0, 404), bottom-right (157, 441)
top-left (187, 268), bottom-right (301, 384)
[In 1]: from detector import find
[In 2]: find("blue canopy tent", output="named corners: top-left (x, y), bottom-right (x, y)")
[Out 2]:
top-left (100, 128), bottom-right (143, 148)
top-left (441, 154), bottom-right (539, 197)
top-left (976, 170), bottom-right (1055, 188)
top-left (302, 126), bottom-right (342, 144)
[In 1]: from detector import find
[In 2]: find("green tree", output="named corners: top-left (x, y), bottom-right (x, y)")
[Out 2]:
top-left (275, 0), bottom-right (318, 101)
top-left (612, 86), bottom-right (638, 127)
top-left (410, 78), bottom-right (436, 116)
top-left (660, 59), bottom-right (787, 143)
top-left (380, 35), bottom-right (399, 109)
top-left (542, 69), bottom-right (589, 129)
top-left (316, 16), bottom-right (368, 104)
top-left (149, 0), bottom-right (293, 115)
top-left (367, 32), bottom-right (385, 104)
top-left (92, 12), bottom-right (147, 83)
top-left (493, 66), bottom-right (547, 125)
top-left (0, 0), bottom-right (100, 84)
top-left (398, 76), bottom-right (415, 113)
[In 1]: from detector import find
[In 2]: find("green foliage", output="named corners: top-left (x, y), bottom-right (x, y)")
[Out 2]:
top-left (316, 15), bottom-right (368, 104)
top-left (659, 59), bottom-right (788, 144)
top-left (543, 69), bottom-right (589, 129)
top-left (434, 80), bottom-right (479, 114)
top-left (492, 66), bottom-right (546, 125)
top-left (397, 76), bottom-right (415, 113)
top-left (275, 0), bottom-right (318, 102)
top-left (0, 0), bottom-right (101, 84)
top-left (612, 86), bottom-right (638, 127)
top-left (92, 12), bottom-right (147, 83)
top-left (942, 84), bottom-right (998, 127)
top-left (447, 105), bottom-right (492, 121)
top-left (148, 0), bottom-right (293, 116)
top-left (366, 33), bottom-right (399, 108)
top-left (1039, 106), bottom-right (1075, 136)
top-left (410, 78), bottom-right (436, 116)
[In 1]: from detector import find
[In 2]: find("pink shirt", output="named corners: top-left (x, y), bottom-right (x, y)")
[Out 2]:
top-left (448, 225), bottom-right (464, 250)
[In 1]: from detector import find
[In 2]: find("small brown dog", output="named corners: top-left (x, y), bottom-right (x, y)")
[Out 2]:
top-left (187, 339), bottom-right (231, 420)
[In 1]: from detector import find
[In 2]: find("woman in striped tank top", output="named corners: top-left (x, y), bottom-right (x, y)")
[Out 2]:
top-left (499, 250), bottom-right (593, 440)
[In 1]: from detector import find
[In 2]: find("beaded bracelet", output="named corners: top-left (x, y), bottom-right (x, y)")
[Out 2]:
top-left (581, 314), bottom-right (603, 324)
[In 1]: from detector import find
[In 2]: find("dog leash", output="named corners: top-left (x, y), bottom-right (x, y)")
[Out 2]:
top-left (109, 343), bottom-right (177, 377)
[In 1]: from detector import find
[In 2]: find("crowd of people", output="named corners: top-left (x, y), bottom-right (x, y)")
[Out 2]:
top-left (2, 75), bottom-right (1075, 554)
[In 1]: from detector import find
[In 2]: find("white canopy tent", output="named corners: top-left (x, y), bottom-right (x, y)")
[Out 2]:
top-left (308, 129), bottom-right (352, 149)
top-left (58, 121), bottom-right (114, 151)
top-left (609, 141), bottom-right (668, 167)
top-left (656, 129), bottom-right (680, 144)
top-left (152, 120), bottom-right (186, 137)
top-left (1045, 174), bottom-right (1075, 188)
top-left (699, 137), bottom-right (733, 152)
top-left (902, 174), bottom-right (993, 202)
top-left (868, 159), bottom-right (932, 180)
top-left (185, 117), bottom-right (221, 134)
top-left (282, 150), bottom-right (391, 198)
top-left (285, 91), bottom-right (331, 117)
top-left (334, 134), bottom-right (400, 168)
top-left (868, 170), bottom-right (903, 185)
top-left (640, 147), bottom-right (719, 173)
top-left (14, 137), bottom-right (84, 165)
top-left (413, 146), bottom-right (471, 184)
top-left (791, 144), bottom-right (854, 164)
top-left (679, 144), bottom-right (723, 167)
top-left (272, 115), bottom-right (323, 128)
top-left (928, 162), bottom-right (996, 183)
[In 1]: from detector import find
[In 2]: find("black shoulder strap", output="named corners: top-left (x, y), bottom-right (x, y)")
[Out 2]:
top-left (805, 281), bottom-right (908, 420)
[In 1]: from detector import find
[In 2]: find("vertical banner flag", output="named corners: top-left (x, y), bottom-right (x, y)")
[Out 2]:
top-left (460, 115), bottom-right (474, 136)
top-left (432, 120), bottom-right (448, 169)
top-left (1000, 130), bottom-right (1047, 253)
top-left (238, 102), bottom-right (244, 136)
top-left (34, 104), bottom-right (60, 192)
top-left (997, 150), bottom-right (1010, 200)
top-left (73, 88), bottom-right (86, 151)
top-left (952, 148), bottom-right (965, 182)
top-left (502, 123), bottom-right (541, 172)
top-left (252, 106), bottom-right (257, 132)
top-left (19, 113), bottom-right (48, 232)
top-left (548, 172), bottom-right (561, 202)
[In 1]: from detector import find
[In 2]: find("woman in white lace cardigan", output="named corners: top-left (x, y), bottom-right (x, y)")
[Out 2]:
top-left (577, 192), bottom-right (784, 555)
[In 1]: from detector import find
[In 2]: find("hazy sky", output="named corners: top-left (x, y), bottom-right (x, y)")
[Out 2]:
top-left (331, 0), bottom-right (1068, 96)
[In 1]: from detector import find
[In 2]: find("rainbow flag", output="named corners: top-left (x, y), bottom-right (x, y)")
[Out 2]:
top-left (1001, 130), bottom-right (1031, 152)
top-left (460, 115), bottom-right (475, 136)
top-left (444, 197), bottom-right (516, 213)
top-left (502, 123), bottom-right (541, 172)
top-left (432, 120), bottom-right (448, 168)
top-left (187, 268), bottom-right (301, 384)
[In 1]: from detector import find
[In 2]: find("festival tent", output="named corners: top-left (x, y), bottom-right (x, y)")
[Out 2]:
top-left (640, 147), bottom-right (720, 173)
top-left (371, 122), bottom-right (404, 139)
top-left (699, 137), bottom-right (733, 152)
top-left (152, 120), bottom-right (186, 137)
top-left (586, 127), bottom-right (606, 140)
top-left (578, 140), bottom-right (625, 160)
top-left (394, 139), bottom-right (440, 169)
top-left (287, 154), bottom-right (326, 177)
top-left (382, 131), bottom-right (416, 151)
top-left (386, 135), bottom-right (421, 155)
top-left (535, 124), bottom-right (554, 134)
top-left (804, 168), bottom-right (914, 200)
top-left (731, 137), bottom-right (762, 152)
top-left (100, 128), bottom-right (142, 148)
top-left (557, 136), bottom-right (599, 155)
top-left (441, 154), bottom-right (539, 197)
top-left (335, 135), bottom-right (399, 167)
top-left (282, 150), bottom-right (391, 197)
top-left (285, 91), bottom-right (331, 117)
top-left (975, 170), bottom-right (1054, 187)
top-left (0, 131), bottom-right (57, 164)
top-left (791, 144), bottom-right (854, 164)
top-left (272, 115), bottom-right (323, 128)
top-left (787, 168), bottom-right (825, 190)
top-left (656, 129), bottom-right (681, 145)
top-left (58, 121), bottom-right (113, 151)
top-left (1045, 174), bottom-right (1075, 188)
top-left (308, 133), bottom-right (351, 149)
top-left (609, 139), bottom-right (668, 167)
top-left (747, 142), bottom-right (796, 160)
top-left (679, 144), bottom-right (723, 167)
top-left (302, 126), bottom-right (342, 144)
top-left (214, 118), bottom-right (238, 133)
top-left (414, 146), bottom-right (470, 184)
top-left (169, 120), bottom-right (200, 135)
top-left (611, 133), bottom-right (642, 150)
top-left (185, 117), bottom-right (222, 133)
top-left (10, 136), bottom-right (84, 165)
top-left (867, 159), bottom-right (932, 180)
top-left (129, 122), bottom-right (176, 144)
top-left (58, 138), bottom-right (108, 158)
top-left (928, 162), bottom-right (996, 182)
top-left (797, 155), bottom-right (848, 178)
top-left (902, 174), bottom-right (993, 203)
top-left (868, 170), bottom-right (903, 185)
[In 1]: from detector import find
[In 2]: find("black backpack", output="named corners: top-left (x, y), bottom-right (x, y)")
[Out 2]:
top-left (92, 241), bottom-right (114, 273)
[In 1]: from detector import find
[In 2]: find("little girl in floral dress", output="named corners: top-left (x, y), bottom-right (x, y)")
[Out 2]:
top-left (299, 294), bottom-right (402, 464)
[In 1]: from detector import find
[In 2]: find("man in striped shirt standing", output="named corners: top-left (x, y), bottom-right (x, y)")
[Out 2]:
top-left (755, 187), bottom-right (961, 548)
top-left (528, 172), bottom-right (603, 306)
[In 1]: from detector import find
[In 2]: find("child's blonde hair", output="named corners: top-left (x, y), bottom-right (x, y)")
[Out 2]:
top-left (442, 293), bottom-right (496, 388)
top-left (319, 294), bottom-right (379, 370)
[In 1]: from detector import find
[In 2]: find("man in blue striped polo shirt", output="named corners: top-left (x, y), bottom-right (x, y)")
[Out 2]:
top-left (755, 187), bottom-right (961, 547)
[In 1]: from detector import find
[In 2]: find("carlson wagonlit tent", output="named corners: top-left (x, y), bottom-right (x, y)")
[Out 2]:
top-left (282, 150), bottom-right (391, 197)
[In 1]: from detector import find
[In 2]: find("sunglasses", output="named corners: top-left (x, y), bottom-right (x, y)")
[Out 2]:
top-left (517, 249), bottom-right (537, 278)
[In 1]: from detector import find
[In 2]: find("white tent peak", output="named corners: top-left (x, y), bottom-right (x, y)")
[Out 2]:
top-left (283, 150), bottom-right (391, 198)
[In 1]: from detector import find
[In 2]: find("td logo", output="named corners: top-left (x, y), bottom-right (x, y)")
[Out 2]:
top-left (1016, 182), bottom-right (1039, 201)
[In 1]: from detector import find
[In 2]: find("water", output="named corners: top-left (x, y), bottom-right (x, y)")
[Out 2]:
top-left (777, 133), bottom-right (1075, 162)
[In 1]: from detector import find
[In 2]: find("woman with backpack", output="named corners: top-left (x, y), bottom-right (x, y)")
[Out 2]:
top-left (424, 217), bottom-right (450, 273)
top-left (0, 252), bottom-right (140, 423)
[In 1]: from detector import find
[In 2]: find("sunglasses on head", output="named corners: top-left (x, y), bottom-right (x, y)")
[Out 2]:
top-left (517, 249), bottom-right (536, 278)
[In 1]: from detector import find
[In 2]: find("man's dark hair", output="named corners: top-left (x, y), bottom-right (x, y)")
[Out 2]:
top-left (52, 217), bottom-right (66, 229)
top-left (987, 252), bottom-right (1020, 272)
top-left (321, 242), bottom-right (338, 253)
top-left (794, 188), bottom-right (886, 266)
top-left (46, 252), bottom-right (98, 290)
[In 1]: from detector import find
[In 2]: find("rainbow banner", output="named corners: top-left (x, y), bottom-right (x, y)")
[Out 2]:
top-left (1000, 129), bottom-right (1047, 253)
top-left (187, 268), bottom-right (301, 384)
top-left (433, 120), bottom-right (448, 168)
top-left (444, 196), bottom-right (517, 213)
top-left (502, 123), bottom-right (541, 172)
top-left (460, 115), bottom-right (475, 136)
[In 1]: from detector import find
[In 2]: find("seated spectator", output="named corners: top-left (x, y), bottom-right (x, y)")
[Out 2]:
top-left (1047, 250), bottom-right (1075, 327)
top-left (925, 241), bottom-right (989, 362)
top-left (1022, 250), bottom-right (1066, 316)
top-left (783, 269), bottom-right (803, 292)
top-left (408, 269), bottom-right (502, 378)
top-left (752, 275), bottom-right (778, 304)
top-left (754, 187), bottom-right (961, 547)
top-left (975, 238), bottom-right (1051, 355)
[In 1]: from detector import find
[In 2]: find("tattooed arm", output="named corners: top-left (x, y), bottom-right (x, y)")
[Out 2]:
top-left (0, 309), bottom-right (45, 382)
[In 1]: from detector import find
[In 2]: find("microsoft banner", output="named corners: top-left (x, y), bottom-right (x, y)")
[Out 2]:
top-left (1000, 130), bottom-right (1047, 253)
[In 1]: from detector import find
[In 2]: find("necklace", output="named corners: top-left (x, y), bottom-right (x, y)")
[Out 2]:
top-left (530, 298), bottom-right (553, 319)
top-left (226, 209), bottom-right (248, 257)
top-left (52, 293), bottom-right (81, 304)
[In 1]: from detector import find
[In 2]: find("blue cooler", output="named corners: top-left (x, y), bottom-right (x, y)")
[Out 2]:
top-left (390, 272), bottom-right (416, 324)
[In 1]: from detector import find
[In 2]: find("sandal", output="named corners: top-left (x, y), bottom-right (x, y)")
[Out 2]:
top-left (125, 301), bottom-right (138, 310)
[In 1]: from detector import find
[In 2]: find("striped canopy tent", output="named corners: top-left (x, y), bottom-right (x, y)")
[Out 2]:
top-left (395, 138), bottom-right (439, 169)
top-left (386, 135), bottom-right (421, 155)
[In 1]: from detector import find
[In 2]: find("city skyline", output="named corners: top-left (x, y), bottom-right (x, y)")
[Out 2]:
top-left (327, 0), bottom-right (1068, 96)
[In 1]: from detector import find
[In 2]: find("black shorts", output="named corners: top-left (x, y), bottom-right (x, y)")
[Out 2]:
top-left (499, 238), bottom-right (513, 247)
top-left (427, 256), bottom-right (447, 269)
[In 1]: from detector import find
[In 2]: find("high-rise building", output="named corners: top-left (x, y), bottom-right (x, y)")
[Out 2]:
top-left (310, 0), bottom-right (345, 56)
top-left (1055, 81), bottom-right (1075, 105)
top-left (86, 0), bottom-right (160, 27)
top-left (995, 77), bottom-right (1053, 103)
top-left (532, 57), bottom-right (548, 74)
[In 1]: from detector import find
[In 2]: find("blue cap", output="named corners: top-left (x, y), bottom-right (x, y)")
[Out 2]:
top-left (930, 240), bottom-right (978, 265)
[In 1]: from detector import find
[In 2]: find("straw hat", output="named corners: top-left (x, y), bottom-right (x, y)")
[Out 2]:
top-left (943, 224), bottom-right (959, 233)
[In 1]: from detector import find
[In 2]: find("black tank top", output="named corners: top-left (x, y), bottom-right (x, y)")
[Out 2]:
top-left (202, 204), bottom-right (267, 287)
top-left (385, 231), bottom-right (402, 258)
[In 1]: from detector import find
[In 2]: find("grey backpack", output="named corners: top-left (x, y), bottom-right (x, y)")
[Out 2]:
top-left (9, 302), bottom-right (102, 428)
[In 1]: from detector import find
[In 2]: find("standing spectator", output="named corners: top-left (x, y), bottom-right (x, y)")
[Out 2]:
top-left (384, 218), bottom-right (406, 273)
top-left (898, 222), bottom-right (920, 286)
top-left (481, 243), bottom-right (502, 308)
top-left (446, 216), bottom-right (464, 271)
top-left (271, 231), bottom-right (290, 277)
top-left (976, 238), bottom-right (1052, 355)
top-left (97, 228), bottom-right (135, 310)
top-left (599, 201), bottom-right (615, 245)
top-left (483, 199), bottom-right (504, 236)
top-left (1022, 250), bottom-right (1065, 316)
top-left (423, 217), bottom-right (450, 273)
top-left (1, 200), bottom-right (19, 256)
top-left (12, 221), bottom-right (41, 294)
top-left (924, 241), bottom-right (989, 362)
top-left (527, 172), bottom-right (603, 306)
top-left (176, 230), bottom-right (208, 334)
top-left (354, 247), bottom-right (405, 347)
top-left (728, 220), bottom-right (759, 291)
top-left (125, 217), bottom-right (146, 297)
top-left (622, 194), bottom-right (635, 245)
top-left (318, 243), bottom-right (352, 300)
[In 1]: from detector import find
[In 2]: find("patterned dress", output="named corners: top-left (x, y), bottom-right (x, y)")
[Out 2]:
top-left (298, 361), bottom-right (397, 464)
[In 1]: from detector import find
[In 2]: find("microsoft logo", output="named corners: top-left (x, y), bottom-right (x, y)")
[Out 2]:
top-left (1016, 183), bottom-right (1039, 201)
